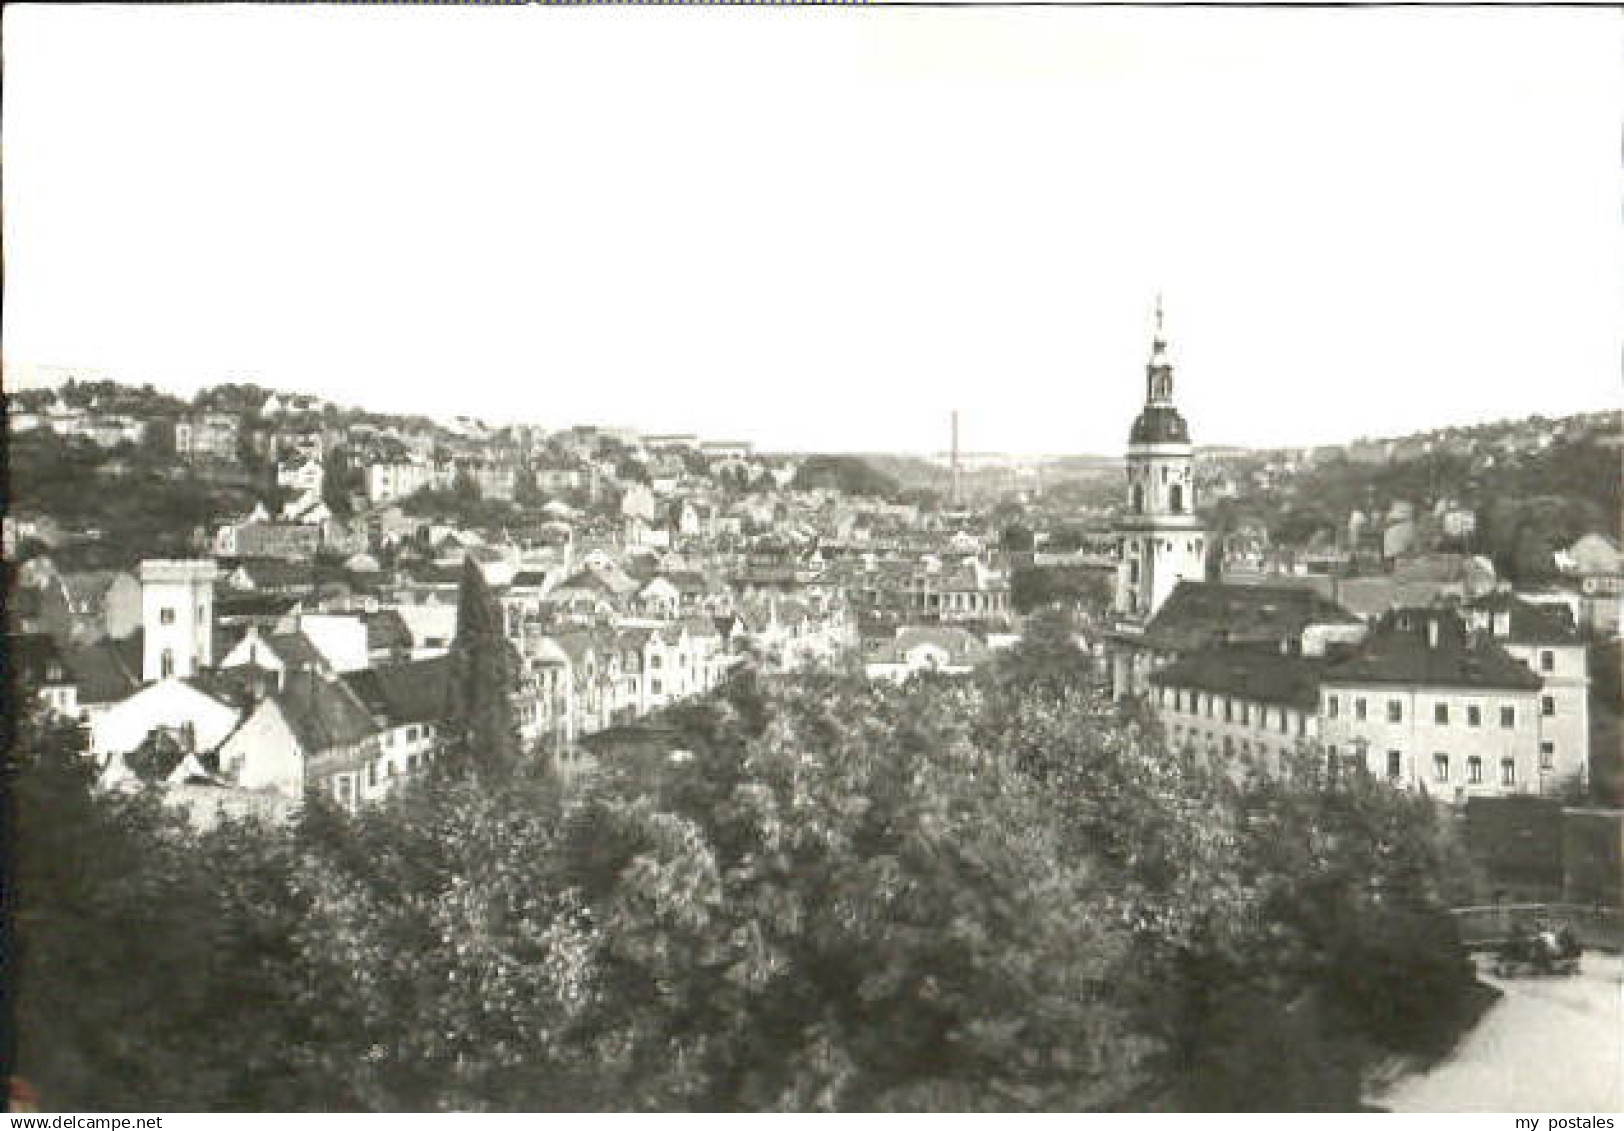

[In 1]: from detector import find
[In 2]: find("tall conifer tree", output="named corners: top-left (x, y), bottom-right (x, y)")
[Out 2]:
top-left (441, 554), bottom-right (522, 781)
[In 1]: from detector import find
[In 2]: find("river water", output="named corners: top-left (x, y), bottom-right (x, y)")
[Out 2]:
top-left (1374, 953), bottom-right (1623, 1113)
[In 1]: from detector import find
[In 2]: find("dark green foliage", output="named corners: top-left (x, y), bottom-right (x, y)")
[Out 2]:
top-left (399, 487), bottom-right (520, 530)
top-left (1009, 564), bottom-right (1113, 618)
top-left (1231, 432), bottom-right (1619, 582)
top-left (439, 556), bottom-right (522, 782)
top-left (789, 456), bottom-right (901, 499)
top-left (12, 647), bottom-right (1478, 1111)
top-left (321, 446), bottom-right (365, 516)
top-left (8, 433), bottom-right (267, 566)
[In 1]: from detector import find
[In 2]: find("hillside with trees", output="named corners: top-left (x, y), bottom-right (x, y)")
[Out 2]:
top-left (1208, 426), bottom-right (1620, 583)
top-left (6, 430), bottom-right (272, 567)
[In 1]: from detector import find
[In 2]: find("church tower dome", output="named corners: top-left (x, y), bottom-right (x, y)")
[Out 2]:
top-left (1112, 296), bottom-right (1208, 649)
top-left (1129, 298), bottom-right (1191, 445)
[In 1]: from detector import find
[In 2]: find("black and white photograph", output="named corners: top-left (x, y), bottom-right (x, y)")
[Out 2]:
top-left (2, 1), bottom-right (1620, 1116)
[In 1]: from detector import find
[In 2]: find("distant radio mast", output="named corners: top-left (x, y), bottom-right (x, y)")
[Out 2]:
top-left (950, 410), bottom-right (963, 508)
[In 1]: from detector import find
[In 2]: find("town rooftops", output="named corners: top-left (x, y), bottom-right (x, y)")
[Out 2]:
top-left (344, 656), bottom-right (452, 729)
top-left (261, 630), bottom-right (329, 672)
top-left (1465, 592), bottom-right (1582, 646)
top-left (59, 570), bottom-right (135, 613)
top-left (1149, 646), bottom-right (1327, 712)
top-left (1144, 580), bottom-right (1359, 653)
top-left (215, 592), bottom-right (304, 621)
top-left (275, 671), bottom-right (379, 755)
top-left (866, 625), bottom-right (991, 666)
top-left (1320, 608), bottom-right (1542, 692)
top-left (63, 638), bottom-right (143, 705)
top-left (364, 609), bottom-right (414, 654)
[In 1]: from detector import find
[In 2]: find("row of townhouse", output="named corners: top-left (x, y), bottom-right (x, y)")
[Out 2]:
top-left (364, 457), bottom-right (520, 504)
top-left (31, 411), bottom-right (150, 448)
top-left (832, 556), bottom-right (1015, 626)
top-left (740, 592), bottom-right (858, 671)
top-left (1140, 586), bottom-right (1591, 801)
top-left (538, 617), bottom-right (736, 743)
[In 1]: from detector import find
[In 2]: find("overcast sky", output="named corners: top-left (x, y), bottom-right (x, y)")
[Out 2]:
top-left (4, 5), bottom-right (1620, 455)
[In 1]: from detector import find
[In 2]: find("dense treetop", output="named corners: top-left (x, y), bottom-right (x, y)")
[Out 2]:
top-left (12, 643), bottom-right (1478, 1112)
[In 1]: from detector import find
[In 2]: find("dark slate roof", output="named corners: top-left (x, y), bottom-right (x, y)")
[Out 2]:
top-left (212, 623), bottom-right (248, 664)
top-left (1144, 581), bottom-right (1360, 653)
top-left (264, 631), bottom-right (327, 671)
top-left (1466, 593), bottom-right (1582, 646)
top-left (408, 563), bottom-right (464, 586)
top-left (63, 639), bottom-right (142, 704)
top-left (186, 667), bottom-right (269, 712)
top-left (1149, 647), bottom-right (1327, 712)
top-left (364, 609), bottom-right (413, 653)
top-left (59, 570), bottom-right (130, 612)
top-left (274, 671), bottom-right (379, 754)
top-left (343, 656), bottom-right (452, 728)
top-left (1322, 608), bottom-right (1542, 692)
top-left (233, 559), bottom-right (316, 589)
top-left (1130, 404), bottom-right (1190, 445)
top-left (216, 592), bottom-right (303, 620)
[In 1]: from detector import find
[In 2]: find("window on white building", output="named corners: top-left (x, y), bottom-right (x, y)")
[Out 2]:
top-left (1467, 705), bottom-right (1481, 727)
top-left (1387, 700), bottom-right (1403, 723)
top-left (161, 649), bottom-right (175, 679)
top-left (160, 608), bottom-right (175, 625)
top-left (1327, 695), bottom-right (1339, 718)
top-left (1539, 741), bottom-right (1554, 771)
top-left (1435, 703), bottom-right (1449, 725)
top-left (1540, 650), bottom-right (1555, 673)
top-left (1355, 698), bottom-right (1367, 721)
top-left (1542, 696), bottom-right (1556, 717)
top-left (1433, 753), bottom-right (1449, 782)
top-left (1500, 758), bottom-right (1516, 787)
top-left (1387, 750), bottom-right (1402, 779)
top-left (1500, 706), bottom-right (1515, 729)
top-left (1467, 756), bottom-right (1483, 785)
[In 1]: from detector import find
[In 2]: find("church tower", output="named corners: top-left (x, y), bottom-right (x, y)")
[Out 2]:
top-left (1113, 298), bottom-right (1207, 628)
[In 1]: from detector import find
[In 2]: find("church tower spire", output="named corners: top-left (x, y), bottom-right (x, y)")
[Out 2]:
top-left (1109, 294), bottom-right (1209, 699)
top-left (1146, 293), bottom-right (1175, 406)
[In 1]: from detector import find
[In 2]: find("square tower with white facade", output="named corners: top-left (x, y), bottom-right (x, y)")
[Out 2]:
top-left (140, 559), bottom-right (220, 682)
